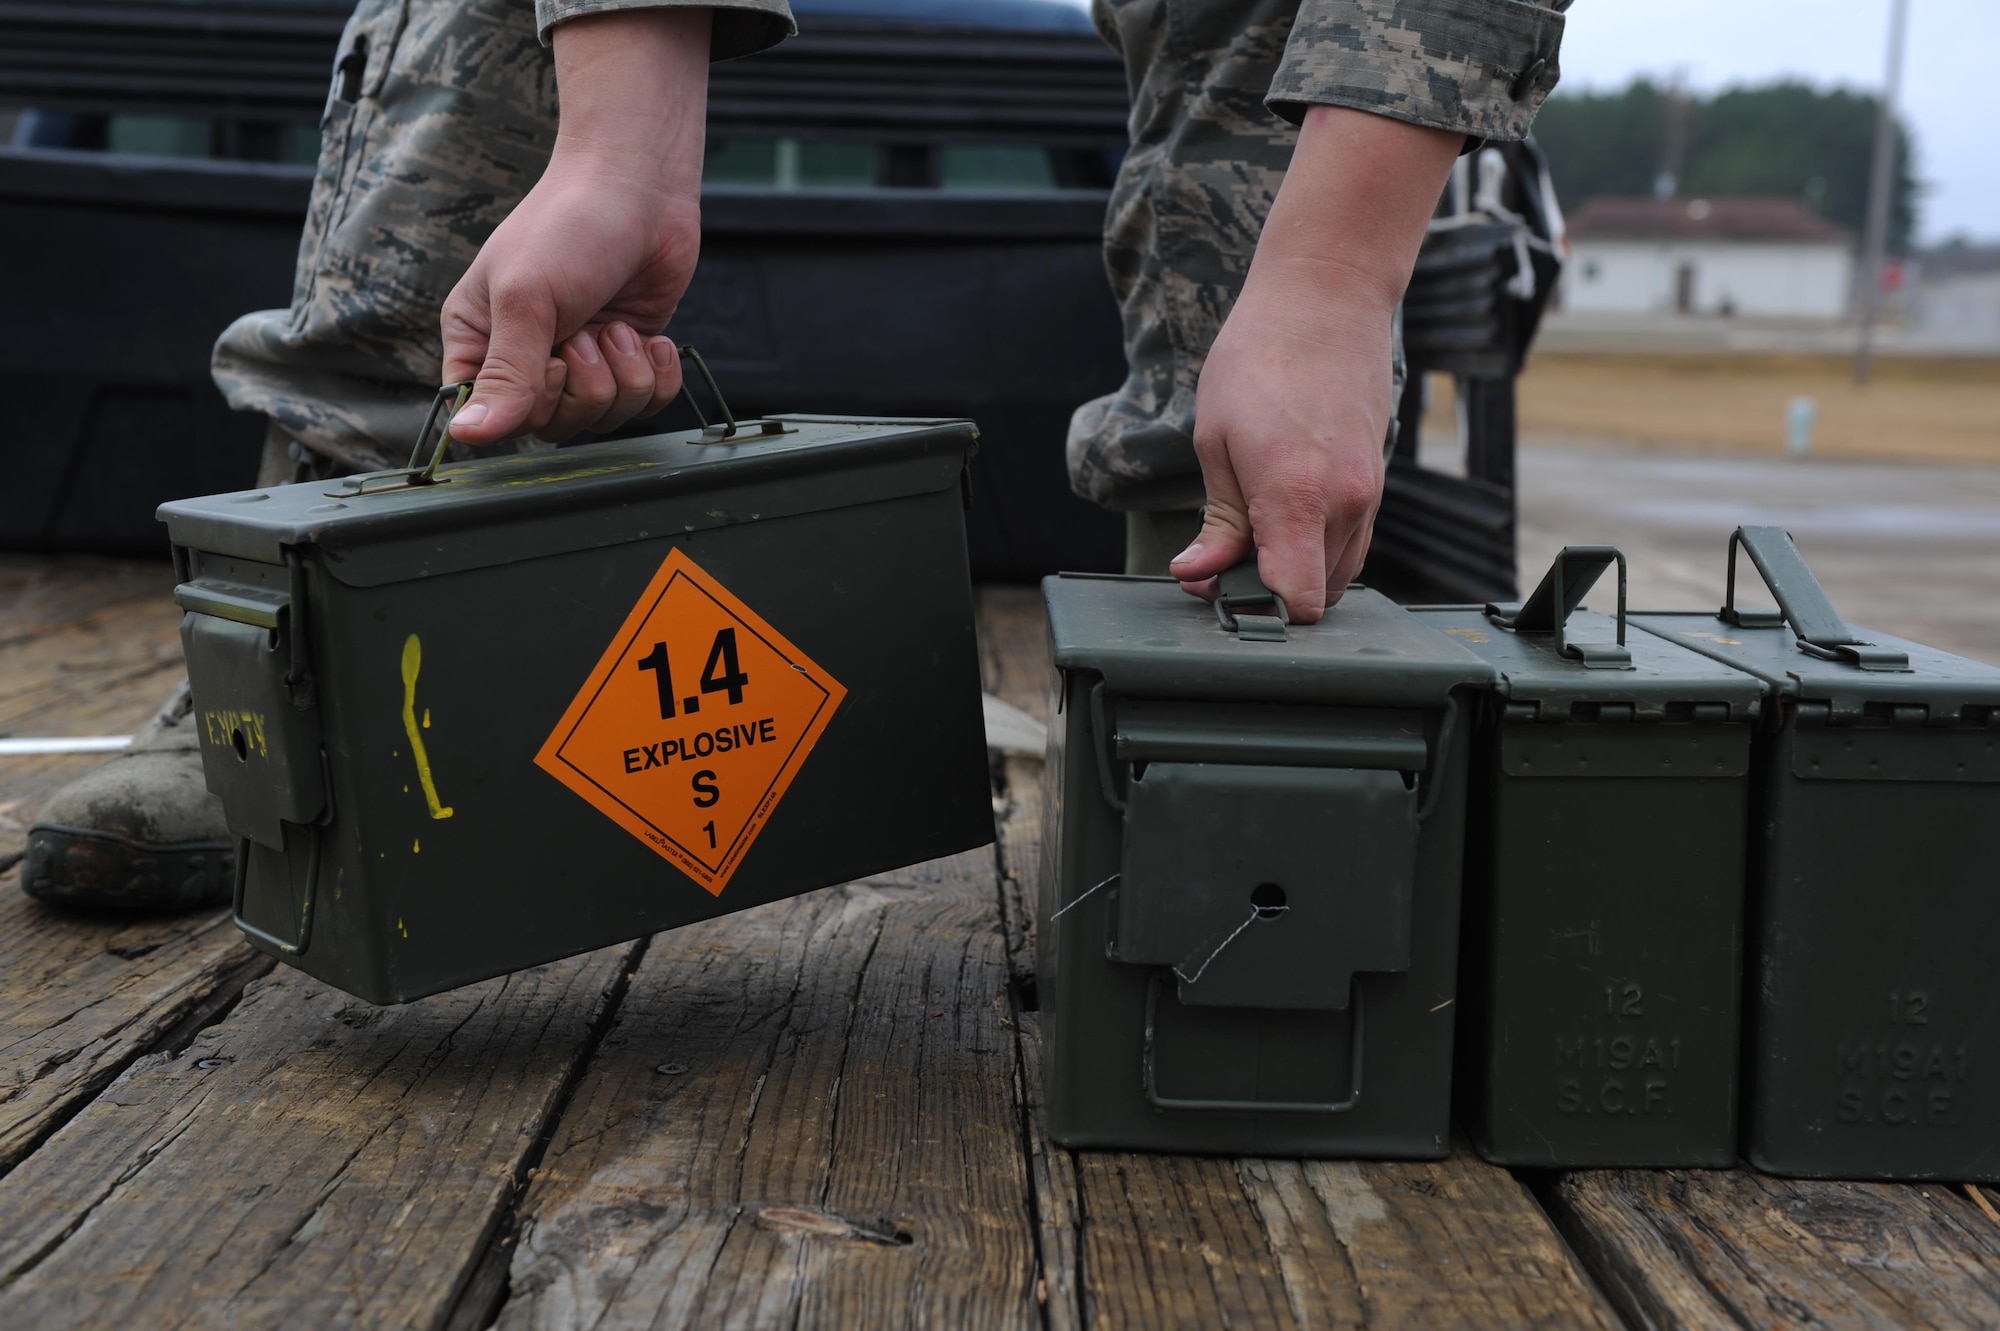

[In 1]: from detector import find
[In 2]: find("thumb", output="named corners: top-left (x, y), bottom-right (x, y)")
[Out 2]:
top-left (1168, 444), bottom-right (1252, 588)
top-left (445, 284), bottom-right (559, 446)
top-left (1168, 500), bottom-right (1255, 591)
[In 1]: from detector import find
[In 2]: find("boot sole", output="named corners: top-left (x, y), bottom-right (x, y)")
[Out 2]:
top-left (22, 824), bottom-right (235, 911)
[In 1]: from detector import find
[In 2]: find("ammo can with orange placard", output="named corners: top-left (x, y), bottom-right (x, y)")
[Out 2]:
top-left (159, 409), bottom-right (992, 1003)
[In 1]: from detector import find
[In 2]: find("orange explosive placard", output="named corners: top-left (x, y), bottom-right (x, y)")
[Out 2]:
top-left (534, 548), bottom-right (846, 895)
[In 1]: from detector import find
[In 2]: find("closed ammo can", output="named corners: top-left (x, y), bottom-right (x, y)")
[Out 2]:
top-left (1413, 547), bottom-right (1762, 1167)
top-left (1634, 527), bottom-right (2000, 1181)
top-left (1038, 570), bottom-right (1493, 1156)
top-left (160, 414), bottom-right (993, 1003)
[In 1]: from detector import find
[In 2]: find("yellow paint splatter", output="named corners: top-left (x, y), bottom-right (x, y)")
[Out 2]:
top-left (399, 634), bottom-right (454, 820)
top-left (413, 837), bottom-right (421, 853)
top-left (403, 785), bottom-right (409, 793)
top-left (422, 707), bottom-right (431, 729)
top-left (398, 917), bottom-right (408, 938)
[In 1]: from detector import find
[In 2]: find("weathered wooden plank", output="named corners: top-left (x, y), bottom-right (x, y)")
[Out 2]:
top-left (0, 943), bottom-right (638, 1329)
top-left (1070, 1149), bottom-right (1619, 1330)
top-left (497, 850), bottom-right (1038, 1330)
top-left (0, 870), bottom-right (268, 1173)
top-left (1551, 1168), bottom-right (2000, 1330)
top-left (0, 555), bottom-right (270, 1175)
top-left (1013, 1013), bottom-right (1083, 1331)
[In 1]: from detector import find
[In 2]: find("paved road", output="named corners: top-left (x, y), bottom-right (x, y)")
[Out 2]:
top-left (1517, 443), bottom-right (2000, 665)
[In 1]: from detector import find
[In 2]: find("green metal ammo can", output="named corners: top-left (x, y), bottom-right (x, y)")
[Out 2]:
top-left (1412, 547), bottom-right (1763, 1168)
top-left (159, 411), bottom-right (993, 1003)
top-left (1037, 569), bottom-right (1494, 1156)
top-left (1633, 527), bottom-right (2000, 1181)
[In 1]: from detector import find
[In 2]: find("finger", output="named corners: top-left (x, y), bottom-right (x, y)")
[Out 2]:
top-left (516, 359), bottom-right (569, 439)
top-left (1323, 504), bottom-right (1379, 610)
top-left (537, 327), bottom-right (617, 442)
top-left (449, 277), bottom-right (560, 445)
top-left (1244, 488), bottom-right (1333, 624)
top-left (590, 322), bottom-right (659, 434)
top-left (1169, 440), bottom-right (1254, 593)
top-left (440, 282), bottom-right (492, 389)
top-left (637, 336), bottom-right (684, 421)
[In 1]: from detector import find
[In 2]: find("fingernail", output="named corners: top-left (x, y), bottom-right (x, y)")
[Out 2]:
top-left (647, 336), bottom-right (676, 368)
top-left (1170, 540), bottom-right (1204, 566)
top-left (573, 328), bottom-right (601, 365)
top-left (451, 402), bottom-right (488, 429)
top-left (606, 323), bottom-right (640, 356)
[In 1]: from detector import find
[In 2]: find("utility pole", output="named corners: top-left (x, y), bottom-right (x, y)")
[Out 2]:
top-left (1854, 0), bottom-right (1910, 386)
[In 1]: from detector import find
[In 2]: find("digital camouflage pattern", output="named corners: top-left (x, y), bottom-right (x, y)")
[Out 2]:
top-left (1068, 0), bottom-right (1567, 510)
top-left (212, 0), bottom-right (792, 473)
top-left (1270, 0), bottom-right (1570, 132)
top-left (535, 0), bottom-right (793, 56)
top-left (215, 0), bottom-right (1558, 490)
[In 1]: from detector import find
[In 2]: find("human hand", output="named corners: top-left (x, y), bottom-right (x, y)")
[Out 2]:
top-left (440, 9), bottom-right (712, 445)
top-left (1171, 278), bottom-right (1395, 624)
top-left (1167, 106), bottom-right (1462, 623)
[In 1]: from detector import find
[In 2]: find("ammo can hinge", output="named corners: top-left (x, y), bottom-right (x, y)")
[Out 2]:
top-left (1089, 679), bottom-right (1461, 825)
top-left (282, 548), bottom-right (315, 711)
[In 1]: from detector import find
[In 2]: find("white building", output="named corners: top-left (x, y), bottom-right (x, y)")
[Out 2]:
top-left (1910, 245), bottom-right (2000, 349)
top-left (1561, 197), bottom-right (1854, 320)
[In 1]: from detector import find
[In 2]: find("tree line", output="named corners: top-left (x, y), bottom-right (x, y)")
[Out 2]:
top-left (1532, 81), bottom-right (1918, 251)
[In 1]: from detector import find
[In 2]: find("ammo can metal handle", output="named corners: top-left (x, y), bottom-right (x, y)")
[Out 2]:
top-left (1213, 559), bottom-right (1289, 642)
top-left (1141, 972), bottom-right (1364, 1114)
top-left (1489, 545), bottom-right (1631, 669)
top-left (1722, 527), bottom-right (1909, 671)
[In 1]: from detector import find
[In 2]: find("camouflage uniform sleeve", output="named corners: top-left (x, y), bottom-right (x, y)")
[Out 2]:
top-left (1266, 0), bottom-right (1569, 141)
top-left (535, 0), bottom-right (796, 62)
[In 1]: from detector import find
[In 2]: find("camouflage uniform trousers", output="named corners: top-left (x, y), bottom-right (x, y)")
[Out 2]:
top-left (213, 0), bottom-right (560, 476)
top-left (1071, 0), bottom-right (1386, 523)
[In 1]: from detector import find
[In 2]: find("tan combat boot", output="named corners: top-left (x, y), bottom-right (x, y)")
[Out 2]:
top-left (20, 682), bottom-right (233, 910)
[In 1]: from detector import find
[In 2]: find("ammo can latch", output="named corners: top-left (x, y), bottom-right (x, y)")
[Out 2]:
top-left (175, 548), bottom-right (330, 955)
top-left (1088, 682), bottom-right (1451, 1013)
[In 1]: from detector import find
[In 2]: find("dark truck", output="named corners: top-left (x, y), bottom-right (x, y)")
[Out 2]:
top-left (0, 0), bottom-right (1554, 595)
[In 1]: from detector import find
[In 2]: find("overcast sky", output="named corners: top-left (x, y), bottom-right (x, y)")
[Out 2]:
top-left (1054, 0), bottom-right (1991, 244)
top-left (1555, 0), bottom-right (1992, 245)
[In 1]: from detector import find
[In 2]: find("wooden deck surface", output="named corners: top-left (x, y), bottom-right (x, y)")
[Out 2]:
top-left (5, 446), bottom-right (2000, 1329)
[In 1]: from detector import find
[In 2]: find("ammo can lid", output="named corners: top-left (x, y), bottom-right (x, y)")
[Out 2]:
top-left (1410, 606), bottom-right (1764, 720)
top-left (1626, 526), bottom-right (2000, 724)
top-left (1631, 612), bottom-right (2000, 723)
top-left (158, 416), bottom-right (973, 587)
top-left (1043, 574), bottom-right (1494, 708)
